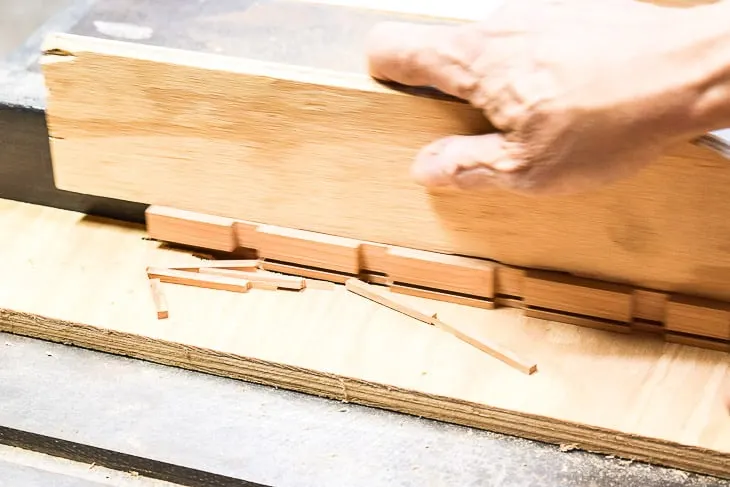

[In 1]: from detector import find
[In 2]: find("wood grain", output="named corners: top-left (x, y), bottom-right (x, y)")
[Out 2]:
top-left (524, 271), bottom-right (633, 323)
top-left (0, 200), bottom-right (728, 478)
top-left (39, 33), bottom-right (730, 304)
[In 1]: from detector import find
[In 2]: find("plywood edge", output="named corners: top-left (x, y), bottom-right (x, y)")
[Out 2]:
top-left (0, 308), bottom-right (727, 479)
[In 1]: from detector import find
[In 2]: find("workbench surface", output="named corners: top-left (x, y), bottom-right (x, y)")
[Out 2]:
top-left (1, 1), bottom-right (729, 486)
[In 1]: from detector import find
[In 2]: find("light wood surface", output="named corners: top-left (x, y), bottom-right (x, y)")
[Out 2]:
top-left (0, 200), bottom-right (728, 477)
top-left (41, 33), bottom-right (730, 303)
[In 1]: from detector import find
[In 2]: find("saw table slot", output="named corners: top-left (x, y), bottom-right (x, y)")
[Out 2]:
top-left (524, 271), bottom-right (632, 323)
top-left (145, 206), bottom-right (237, 252)
top-left (256, 225), bottom-right (361, 274)
top-left (383, 246), bottom-right (495, 299)
top-left (665, 295), bottom-right (730, 340)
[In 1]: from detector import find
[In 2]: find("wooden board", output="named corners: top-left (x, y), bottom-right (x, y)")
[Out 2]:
top-left (0, 200), bottom-right (728, 477)
top-left (41, 33), bottom-right (730, 303)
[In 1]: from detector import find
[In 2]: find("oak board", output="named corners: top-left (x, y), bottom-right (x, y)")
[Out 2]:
top-left (0, 200), bottom-right (728, 477)
top-left (40, 33), bottom-right (730, 304)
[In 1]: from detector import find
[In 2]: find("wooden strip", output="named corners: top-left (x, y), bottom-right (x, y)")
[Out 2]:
top-left (360, 272), bottom-right (391, 286)
top-left (665, 333), bottom-right (730, 353)
top-left (259, 260), bottom-right (353, 284)
top-left (633, 290), bottom-right (668, 323)
top-left (665, 295), bottom-right (730, 340)
top-left (495, 297), bottom-right (525, 309)
top-left (148, 278), bottom-right (169, 320)
top-left (345, 278), bottom-right (437, 324)
top-left (146, 267), bottom-right (251, 293)
top-left (525, 308), bottom-right (631, 334)
top-left (524, 271), bottom-right (632, 323)
top-left (257, 225), bottom-right (361, 274)
top-left (630, 319), bottom-right (664, 335)
top-left (391, 284), bottom-right (495, 310)
top-left (172, 260), bottom-right (259, 272)
top-left (198, 267), bottom-right (305, 290)
top-left (431, 318), bottom-right (537, 375)
top-left (383, 247), bottom-right (494, 299)
top-left (145, 206), bottom-right (236, 252)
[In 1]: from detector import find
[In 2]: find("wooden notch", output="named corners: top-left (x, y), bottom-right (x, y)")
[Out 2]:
top-left (632, 289), bottom-right (668, 323)
top-left (146, 267), bottom-right (251, 293)
top-left (524, 270), bottom-right (632, 323)
top-left (256, 225), bottom-right (361, 274)
top-left (145, 206), bottom-right (237, 252)
top-left (382, 246), bottom-right (495, 299)
top-left (198, 267), bottom-right (305, 290)
top-left (525, 308), bottom-right (630, 334)
top-left (148, 278), bottom-right (169, 319)
top-left (665, 295), bottom-right (730, 340)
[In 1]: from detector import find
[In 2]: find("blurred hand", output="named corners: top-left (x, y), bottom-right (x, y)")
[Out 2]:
top-left (366, 0), bottom-right (726, 195)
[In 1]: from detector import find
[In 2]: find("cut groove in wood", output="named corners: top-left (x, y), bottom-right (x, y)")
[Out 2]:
top-left (257, 225), bottom-right (361, 274)
top-left (525, 307), bottom-right (631, 335)
top-left (259, 260), bottom-right (354, 284)
top-left (524, 271), bottom-right (633, 323)
top-left (148, 278), bottom-right (169, 320)
top-left (146, 267), bottom-right (251, 293)
top-left (666, 295), bottom-right (730, 340)
top-left (496, 267), bottom-right (525, 298)
top-left (198, 267), bottom-right (305, 290)
top-left (665, 332), bottom-right (730, 353)
top-left (145, 206), bottom-right (236, 252)
top-left (391, 283), bottom-right (495, 310)
top-left (383, 246), bottom-right (494, 298)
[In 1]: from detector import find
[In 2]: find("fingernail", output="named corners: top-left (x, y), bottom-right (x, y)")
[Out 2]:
top-left (411, 138), bottom-right (457, 187)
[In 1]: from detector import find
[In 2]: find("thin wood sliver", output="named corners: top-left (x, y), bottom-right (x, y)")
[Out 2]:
top-left (146, 267), bottom-right (251, 293)
top-left (431, 318), bottom-right (537, 375)
top-left (345, 278), bottom-right (437, 324)
top-left (148, 278), bottom-right (169, 319)
top-left (198, 267), bottom-right (305, 290)
top-left (345, 279), bottom-right (536, 374)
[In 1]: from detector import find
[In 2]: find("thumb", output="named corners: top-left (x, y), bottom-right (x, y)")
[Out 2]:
top-left (365, 21), bottom-right (483, 100)
top-left (411, 133), bottom-right (525, 190)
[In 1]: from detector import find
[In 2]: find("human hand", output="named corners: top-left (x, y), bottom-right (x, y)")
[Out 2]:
top-left (365, 0), bottom-right (730, 195)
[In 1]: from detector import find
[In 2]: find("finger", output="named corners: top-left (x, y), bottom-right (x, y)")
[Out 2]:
top-left (410, 133), bottom-right (526, 189)
top-left (365, 21), bottom-right (483, 100)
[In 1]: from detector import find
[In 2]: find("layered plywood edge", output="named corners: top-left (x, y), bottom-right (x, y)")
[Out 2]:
top-left (40, 32), bottom-right (730, 308)
top-left (0, 200), bottom-right (729, 478)
top-left (146, 205), bottom-right (730, 354)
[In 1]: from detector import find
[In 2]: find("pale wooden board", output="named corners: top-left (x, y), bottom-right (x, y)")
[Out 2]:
top-left (0, 200), bottom-right (728, 477)
top-left (41, 33), bottom-right (730, 303)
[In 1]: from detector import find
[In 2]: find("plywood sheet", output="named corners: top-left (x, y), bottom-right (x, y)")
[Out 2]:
top-left (0, 200), bottom-right (728, 477)
top-left (41, 33), bottom-right (730, 303)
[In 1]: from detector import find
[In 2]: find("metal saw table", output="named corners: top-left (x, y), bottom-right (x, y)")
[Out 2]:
top-left (0, 1), bottom-right (728, 486)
